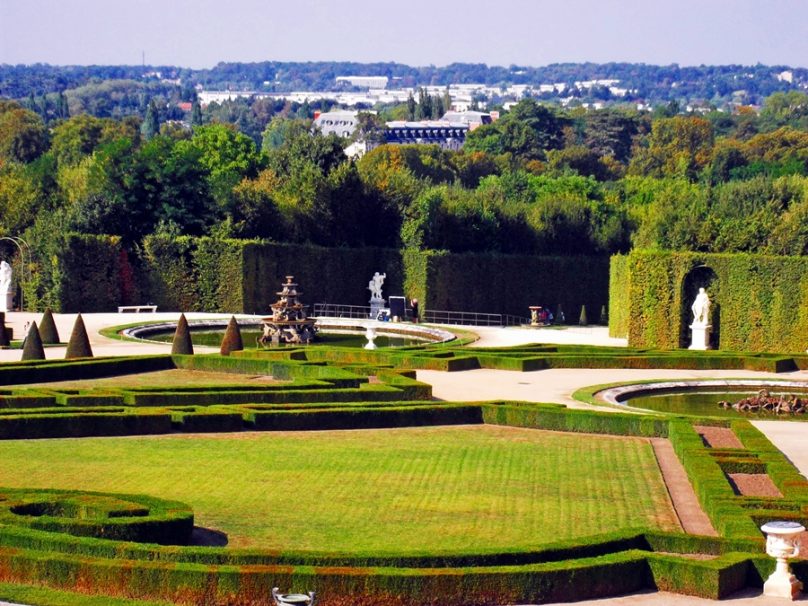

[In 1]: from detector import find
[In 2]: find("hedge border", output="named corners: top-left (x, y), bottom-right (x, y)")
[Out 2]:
top-left (0, 348), bottom-right (806, 604)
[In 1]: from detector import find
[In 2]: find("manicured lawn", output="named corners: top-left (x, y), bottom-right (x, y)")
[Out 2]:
top-left (18, 368), bottom-right (286, 390)
top-left (0, 425), bottom-right (678, 553)
top-left (0, 582), bottom-right (172, 606)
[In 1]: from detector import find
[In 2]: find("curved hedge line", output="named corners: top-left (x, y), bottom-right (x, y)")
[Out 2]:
top-left (0, 488), bottom-right (193, 545)
top-left (1, 349), bottom-right (808, 603)
top-left (609, 250), bottom-right (808, 353)
top-left (0, 403), bottom-right (795, 605)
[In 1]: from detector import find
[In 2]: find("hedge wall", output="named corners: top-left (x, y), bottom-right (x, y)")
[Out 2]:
top-left (609, 250), bottom-right (808, 353)
top-left (240, 241), bottom-right (405, 314)
top-left (25, 234), bottom-right (142, 313)
top-left (419, 250), bottom-right (610, 319)
top-left (608, 255), bottom-right (630, 338)
top-left (33, 235), bottom-right (609, 317)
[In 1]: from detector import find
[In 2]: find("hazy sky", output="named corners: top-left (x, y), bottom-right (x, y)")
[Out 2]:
top-left (2, 0), bottom-right (807, 69)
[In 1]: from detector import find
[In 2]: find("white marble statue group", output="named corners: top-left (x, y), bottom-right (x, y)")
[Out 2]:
top-left (691, 287), bottom-right (711, 326)
top-left (367, 272), bottom-right (386, 301)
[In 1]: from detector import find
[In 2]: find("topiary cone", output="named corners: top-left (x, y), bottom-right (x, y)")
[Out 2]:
top-left (0, 312), bottom-right (8, 347)
top-left (220, 316), bottom-right (244, 356)
top-left (39, 308), bottom-right (60, 344)
top-left (65, 313), bottom-right (94, 359)
top-left (578, 305), bottom-right (588, 327)
top-left (171, 314), bottom-right (194, 355)
top-left (21, 321), bottom-right (45, 361)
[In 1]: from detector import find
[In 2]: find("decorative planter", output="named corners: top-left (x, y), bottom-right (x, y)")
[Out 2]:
top-left (272, 587), bottom-right (316, 606)
top-left (761, 520), bottom-right (805, 600)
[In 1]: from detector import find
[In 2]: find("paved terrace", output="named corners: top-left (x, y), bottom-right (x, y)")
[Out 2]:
top-left (1, 313), bottom-right (808, 605)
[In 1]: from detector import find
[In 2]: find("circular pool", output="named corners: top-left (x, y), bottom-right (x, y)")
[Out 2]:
top-left (121, 317), bottom-right (456, 349)
top-left (595, 380), bottom-right (808, 418)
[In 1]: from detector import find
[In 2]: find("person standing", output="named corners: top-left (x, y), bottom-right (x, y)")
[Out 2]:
top-left (410, 298), bottom-right (419, 323)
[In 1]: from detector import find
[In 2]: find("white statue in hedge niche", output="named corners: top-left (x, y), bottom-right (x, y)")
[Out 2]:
top-left (691, 287), bottom-right (711, 326)
top-left (0, 260), bottom-right (11, 313)
top-left (689, 287), bottom-right (712, 351)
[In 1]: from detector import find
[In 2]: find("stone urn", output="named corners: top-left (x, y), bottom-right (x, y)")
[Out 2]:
top-left (272, 587), bottom-right (316, 606)
top-left (364, 324), bottom-right (378, 350)
top-left (761, 520), bottom-right (805, 599)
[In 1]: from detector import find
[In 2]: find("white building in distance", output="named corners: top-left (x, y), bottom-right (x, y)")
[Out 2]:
top-left (313, 110), bottom-right (360, 138)
top-left (336, 76), bottom-right (389, 89)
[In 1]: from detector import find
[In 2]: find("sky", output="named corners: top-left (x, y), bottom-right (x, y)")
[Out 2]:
top-left (1, 0), bottom-right (807, 69)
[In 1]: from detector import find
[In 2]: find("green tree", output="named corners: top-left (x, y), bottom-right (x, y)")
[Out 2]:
top-left (227, 169), bottom-right (284, 239)
top-left (406, 93), bottom-right (416, 121)
top-left (760, 91), bottom-right (808, 130)
top-left (0, 105), bottom-right (48, 164)
top-left (583, 109), bottom-right (638, 163)
top-left (177, 123), bottom-right (263, 206)
top-left (628, 116), bottom-right (714, 180)
top-left (465, 99), bottom-right (567, 163)
top-left (51, 114), bottom-right (139, 167)
top-left (191, 100), bottom-right (203, 127)
top-left (140, 100), bottom-right (159, 140)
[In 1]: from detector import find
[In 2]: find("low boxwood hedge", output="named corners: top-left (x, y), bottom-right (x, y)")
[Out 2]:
top-left (0, 489), bottom-right (193, 545)
top-left (0, 346), bottom-right (806, 603)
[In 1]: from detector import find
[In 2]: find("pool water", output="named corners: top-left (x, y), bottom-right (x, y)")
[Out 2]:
top-left (149, 328), bottom-right (421, 348)
top-left (626, 390), bottom-right (808, 418)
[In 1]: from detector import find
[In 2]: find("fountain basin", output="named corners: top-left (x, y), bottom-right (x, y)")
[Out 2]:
top-left (595, 380), bottom-right (808, 418)
top-left (122, 317), bottom-right (455, 348)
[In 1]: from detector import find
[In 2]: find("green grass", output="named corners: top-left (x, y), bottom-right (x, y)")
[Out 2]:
top-left (0, 425), bottom-right (678, 554)
top-left (0, 582), bottom-right (172, 606)
top-left (16, 368), bottom-right (287, 390)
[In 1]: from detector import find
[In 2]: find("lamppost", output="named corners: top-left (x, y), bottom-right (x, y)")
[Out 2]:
top-left (0, 236), bottom-right (30, 311)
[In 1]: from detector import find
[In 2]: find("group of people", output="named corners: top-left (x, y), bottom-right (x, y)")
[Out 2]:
top-left (531, 306), bottom-right (559, 326)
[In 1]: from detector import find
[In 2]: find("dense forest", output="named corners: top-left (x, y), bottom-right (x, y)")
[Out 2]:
top-left (1, 85), bottom-right (807, 269)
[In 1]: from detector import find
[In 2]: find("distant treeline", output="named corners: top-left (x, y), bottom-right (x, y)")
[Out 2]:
top-left (2, 61), bottom-right (807, 106)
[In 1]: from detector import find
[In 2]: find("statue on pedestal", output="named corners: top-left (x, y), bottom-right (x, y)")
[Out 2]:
top-left (689, 287), bottom-right (712, 350)
top-left (0, 260), bottom-right (12, 313)
top-left (368, 272), bottom-right (386, 319)
top-left (368, 272), bottom-right (386, 301)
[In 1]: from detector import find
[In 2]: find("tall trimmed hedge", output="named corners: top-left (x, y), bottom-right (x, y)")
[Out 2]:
top-left (32, 235), bottom-right (609, 317)
top-left (26, 234), bottom-right (141, 313)
top-left (608, 255), bottom-right (630, 338)
top-left (142, 236), bottom-right (200, 312)
top-left (609, 250), bottom-right (808, 353)
top-left (240, 241), bottom-right (405, 314)
top-left (407, 250), bottom-right (609, 319)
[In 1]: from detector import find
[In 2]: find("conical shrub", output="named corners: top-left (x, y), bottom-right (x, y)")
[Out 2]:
top-left (21, 321), bottom-right (45, 361)
top-left (65, 313), bottom-right (93, 359)
top-left (171, 314), bottom-right (194, 355)
top-left (555, 304), bottom-right (565, 325)
top-left (39, 308), bottom-right (60, 344)
top-left (220, 316), bottom-right (244, 356)
top-left (599, 305), bottom-right (608, 326)
top-left (578, 305), bottom-right (588, 327)
top-left (0, 312), bottom-right (8, 347)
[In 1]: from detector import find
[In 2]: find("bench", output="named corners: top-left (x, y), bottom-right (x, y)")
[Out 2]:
top-left (117, 305), bottom-right (158, 313)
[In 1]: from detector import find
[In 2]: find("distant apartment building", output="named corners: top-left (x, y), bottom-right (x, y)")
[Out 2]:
top-left (382, 120), bottom-right (469, 151)
top-left (313, 110), bottom-right (491, 158)
top-left (313, 110), bottom-right (360, 138)
top-left (440, 111), bottom-right (493, 130)
top-left (336, 76), bottom-right (389, 89)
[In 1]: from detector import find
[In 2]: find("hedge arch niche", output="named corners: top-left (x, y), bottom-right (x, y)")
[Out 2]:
top-left (609, 250), bottom-right (808, 353)
top-left (680, 265), bottom-right (719, 349)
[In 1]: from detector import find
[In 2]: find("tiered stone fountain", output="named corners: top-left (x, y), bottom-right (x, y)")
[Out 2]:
top-left (259, 276), bottom-right (318, 346)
